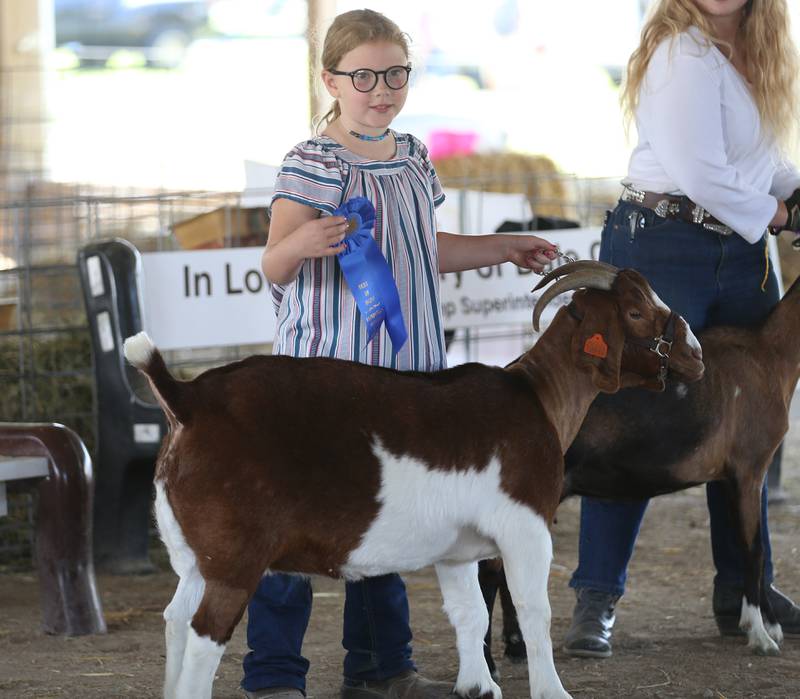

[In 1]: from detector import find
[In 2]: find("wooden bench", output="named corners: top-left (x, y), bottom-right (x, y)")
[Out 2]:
top-left (0, 423), bottom-right (106, 635)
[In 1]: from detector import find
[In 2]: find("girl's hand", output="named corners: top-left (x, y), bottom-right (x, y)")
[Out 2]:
top-left (506, 234), bottom-right (559, 272)
top-left (290, 216), bottom-right (349, 258)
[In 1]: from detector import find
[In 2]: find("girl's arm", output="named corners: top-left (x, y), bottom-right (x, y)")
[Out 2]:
top-left (262, 198), bottom-right (348, 284)
top-left (436, 232), bottom-right (558, 274)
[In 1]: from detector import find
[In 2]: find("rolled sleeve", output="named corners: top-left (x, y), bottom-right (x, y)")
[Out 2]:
top-left (271, 144), bottom-right (344, 216)
top-left (771, 159), bottom-right (800, 200)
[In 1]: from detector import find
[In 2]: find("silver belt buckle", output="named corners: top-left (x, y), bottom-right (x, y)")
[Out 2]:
top-left (692, 204), bottom-right (706, 224)
top-left (702, 222), bottom-right (733, 236)
top-left (654, 199), bottom-right (680, 217)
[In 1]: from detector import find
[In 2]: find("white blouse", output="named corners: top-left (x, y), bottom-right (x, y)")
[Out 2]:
top-left (625, 27), bottom-right (800, 243)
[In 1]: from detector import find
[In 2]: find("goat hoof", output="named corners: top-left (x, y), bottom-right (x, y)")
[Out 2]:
top-left (766, 622), bottom-right (784, 645)
top-left (754, 644), bottom-right (781, 657)
top-left (454, 682), bottom-right (502, 699)
top-left (750, 637), bottom-right (781, 656)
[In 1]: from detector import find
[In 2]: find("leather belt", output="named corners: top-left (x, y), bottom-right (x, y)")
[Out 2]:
top-left (621, 185), bottom-right (734, 236)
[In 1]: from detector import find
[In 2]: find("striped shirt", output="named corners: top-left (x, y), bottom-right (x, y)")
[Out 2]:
top-left (270, 131), bottom-right (447, 371)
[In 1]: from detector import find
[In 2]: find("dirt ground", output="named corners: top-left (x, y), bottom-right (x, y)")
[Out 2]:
top-left (2, 444), bottom-right (799, 698)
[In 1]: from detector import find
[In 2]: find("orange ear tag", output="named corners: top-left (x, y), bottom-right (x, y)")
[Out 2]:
top-left (583, 333), bottom-right (608, 359)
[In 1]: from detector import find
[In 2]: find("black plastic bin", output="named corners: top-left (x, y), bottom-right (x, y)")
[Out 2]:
top-left (77, 239), bottom-right (166, 573)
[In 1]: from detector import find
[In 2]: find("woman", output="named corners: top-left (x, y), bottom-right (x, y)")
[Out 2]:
top-left (565, 0), bottom-right (800, 659)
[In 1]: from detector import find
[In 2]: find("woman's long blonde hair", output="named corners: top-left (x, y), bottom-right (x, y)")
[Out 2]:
top-left (622, 0), bottom-right (799, 148)
top-left (314, 9), bottom-right (410, 132)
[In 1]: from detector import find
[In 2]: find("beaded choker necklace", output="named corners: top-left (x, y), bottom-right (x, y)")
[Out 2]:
top-left (349, 128), bottom-right (390, 142)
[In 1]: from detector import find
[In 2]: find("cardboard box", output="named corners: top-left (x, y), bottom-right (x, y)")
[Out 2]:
top-left (172, 206), bottom-right (269, 250)
top-left (0, 301), bottom-right (15, 330)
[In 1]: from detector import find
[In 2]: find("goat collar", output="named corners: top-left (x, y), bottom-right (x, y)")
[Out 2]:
top-left (566, 302), bottom-right (677, 390)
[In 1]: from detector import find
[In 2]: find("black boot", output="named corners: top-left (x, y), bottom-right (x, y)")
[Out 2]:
top-left (563, 588), bottom-right (620, 658)
top-left (714, 583), bottom-right (800, 636)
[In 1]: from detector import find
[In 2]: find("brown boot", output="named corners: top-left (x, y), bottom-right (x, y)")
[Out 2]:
top-left (341, 670), bottom-right (454, 698)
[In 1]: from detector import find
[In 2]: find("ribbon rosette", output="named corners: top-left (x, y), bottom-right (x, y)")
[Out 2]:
top-left (334, 197), bottom-right (408, 351)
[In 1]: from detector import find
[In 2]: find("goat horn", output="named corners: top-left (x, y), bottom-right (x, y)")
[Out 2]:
top-left (532, 268), bottom-right (618, 332)
top-left (533, 260), bottom-right (619, 291)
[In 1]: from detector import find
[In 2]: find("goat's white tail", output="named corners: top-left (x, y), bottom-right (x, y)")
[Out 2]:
top-left (123, 331), bottom-right (156, 369)
top-left (123, 331), bottom-right (188, 423)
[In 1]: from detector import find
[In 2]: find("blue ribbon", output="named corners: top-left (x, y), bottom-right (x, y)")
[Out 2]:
top-left (334, 197), bottom-right (408, 351)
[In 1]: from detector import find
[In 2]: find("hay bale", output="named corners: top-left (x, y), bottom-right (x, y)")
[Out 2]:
top-left (431, 152), bottom-right (568, 218)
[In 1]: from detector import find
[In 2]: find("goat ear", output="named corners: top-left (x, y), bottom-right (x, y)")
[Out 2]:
top-left (570, 291), bottom-right (625, 393)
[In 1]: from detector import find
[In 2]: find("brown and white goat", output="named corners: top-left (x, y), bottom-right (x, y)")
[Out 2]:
top-left (123, 261), bottom-right (703, 699)
top-left (481, 269), bottom-right (800, 673)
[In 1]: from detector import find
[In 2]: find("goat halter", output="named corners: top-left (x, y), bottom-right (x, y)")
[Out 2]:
top-left (624, 311), bottom-right (677, 390)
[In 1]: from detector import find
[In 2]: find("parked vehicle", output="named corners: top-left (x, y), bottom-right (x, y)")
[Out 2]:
top-left (54, 0), bottom-right (210, 68)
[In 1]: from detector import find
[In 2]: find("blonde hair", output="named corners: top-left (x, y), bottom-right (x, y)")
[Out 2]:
top-left (621, 0), bottom-right (799, 149)
top-left (315, 9), bottom-right (410, 132)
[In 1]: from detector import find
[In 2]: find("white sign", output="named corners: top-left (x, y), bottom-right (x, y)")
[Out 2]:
top-left (138, 227), bottom-right (600, 350)
top-left (141, 247), bottom-right (276, 350)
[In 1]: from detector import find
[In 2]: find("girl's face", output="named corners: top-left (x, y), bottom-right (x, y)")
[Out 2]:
top-left (323, 40), bottom-right (409, 133)
top-left (691, 0), bottom-right (749, 20)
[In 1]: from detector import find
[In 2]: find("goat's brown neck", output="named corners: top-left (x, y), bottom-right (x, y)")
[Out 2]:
top-left (761, 283), bottom-right (800, 402)
top-left (514, 309), bottom-right (600, 453)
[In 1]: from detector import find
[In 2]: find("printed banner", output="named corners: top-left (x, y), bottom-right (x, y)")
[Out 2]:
top-left (139, 227), bottom-right (601, 350)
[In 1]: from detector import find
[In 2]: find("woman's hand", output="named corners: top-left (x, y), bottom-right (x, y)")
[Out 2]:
top-left (784, 189), bottom-right (800, 231)
top-left (505, 234), bottom-right (559, 272)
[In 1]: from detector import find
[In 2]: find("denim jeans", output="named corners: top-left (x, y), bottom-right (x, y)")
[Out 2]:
top-left (569, 200), bottom-right (779, 597)
top-left (241, 572), bottom-right (414, 694)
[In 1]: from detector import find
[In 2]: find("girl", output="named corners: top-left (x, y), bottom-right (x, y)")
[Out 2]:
top-left (243, 10), bottom-right (558, 698)
top-left (564, 0), bottom-right (800, 659)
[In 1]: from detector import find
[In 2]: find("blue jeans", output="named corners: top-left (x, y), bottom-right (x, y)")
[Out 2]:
top-left (241, 573), bottom-right (414, 694)
top-left (570, 200), bottom-right (778, 597)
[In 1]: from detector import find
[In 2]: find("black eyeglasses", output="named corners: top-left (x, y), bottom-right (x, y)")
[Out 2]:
top-left (327, 64), bottom-right (411, 92)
